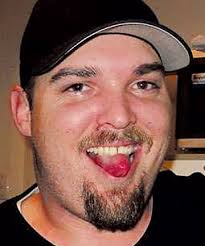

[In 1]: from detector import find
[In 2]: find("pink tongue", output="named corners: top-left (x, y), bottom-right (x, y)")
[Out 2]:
top-left (91, 154), bottom-right (131, 177)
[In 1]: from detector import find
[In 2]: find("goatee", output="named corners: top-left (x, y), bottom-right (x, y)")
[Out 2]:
top-left (83, 181), bottom-right (147, 232)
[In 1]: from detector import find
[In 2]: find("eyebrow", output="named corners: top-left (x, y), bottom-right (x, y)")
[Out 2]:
top-left (51, 66), bottom-right (98, 82)
top-left (50, 62), bottom-right (165, 83)
top-left (133, 62), bottom-right (165, 76)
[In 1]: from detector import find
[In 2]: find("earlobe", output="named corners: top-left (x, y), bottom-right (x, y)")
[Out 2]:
top-left (10, 85), bottom-right (31, 137)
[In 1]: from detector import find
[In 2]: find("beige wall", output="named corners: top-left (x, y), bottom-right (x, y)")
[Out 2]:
top-left (0, 0), bottom-right (36, 198)
top-left (145, 0), bottom-right (205, 46)
top-left (1, 0), bottom-right (205, 198)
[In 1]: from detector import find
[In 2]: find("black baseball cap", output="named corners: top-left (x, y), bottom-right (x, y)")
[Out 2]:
top-left (20, 0), bottom-right (192, 88)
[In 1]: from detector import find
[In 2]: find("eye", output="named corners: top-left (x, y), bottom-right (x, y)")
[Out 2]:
top-left (63, 83), bottom-right (90, 94)
top-left (132, 81), bottom-right (160, 91)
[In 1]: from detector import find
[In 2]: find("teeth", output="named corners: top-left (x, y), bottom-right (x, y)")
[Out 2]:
top-left (87, 145), bottom-right (135, 156)
top-left (118, 146), bottom-right (127, 154)
top-left (98, 147), bottom-right (104, 155)
top-left (110, 147), bottom-right (117, 155)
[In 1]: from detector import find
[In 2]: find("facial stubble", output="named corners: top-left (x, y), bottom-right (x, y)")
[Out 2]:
top-left (82, 180), bottom-right (147, 232)
top-left (33, 141), bottom-right (149, 232)
top-left (31, 126), bottom-right (153, 232)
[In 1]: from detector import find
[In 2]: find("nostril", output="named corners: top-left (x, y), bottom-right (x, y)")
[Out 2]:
top-left (96, 102), bottom-right (136, 130)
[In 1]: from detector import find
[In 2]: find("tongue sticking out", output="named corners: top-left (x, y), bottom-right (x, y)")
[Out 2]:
top-left (90, 154), bottom-right (131, 178)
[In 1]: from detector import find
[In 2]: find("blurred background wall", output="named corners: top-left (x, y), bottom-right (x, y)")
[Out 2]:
top-left (1, 0), bottom-right (205, 198)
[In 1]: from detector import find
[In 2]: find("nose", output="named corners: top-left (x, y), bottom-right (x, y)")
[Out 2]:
top-left (96, 93), bottom-right (136, 130)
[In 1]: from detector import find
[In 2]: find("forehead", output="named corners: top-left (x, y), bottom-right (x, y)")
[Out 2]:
top-left (50, 34), bottom-right (161, 72)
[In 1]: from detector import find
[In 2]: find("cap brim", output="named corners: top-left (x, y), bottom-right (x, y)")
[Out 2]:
top-left (100, 22), bottom-right (192, 72)
top-left (36, 21), bottom-right (192, 74)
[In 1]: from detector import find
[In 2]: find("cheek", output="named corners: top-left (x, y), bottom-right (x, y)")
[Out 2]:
top-left (37, 100), bottom-right (101, 138)
top-left (135, 99), bottom-right (172, 137)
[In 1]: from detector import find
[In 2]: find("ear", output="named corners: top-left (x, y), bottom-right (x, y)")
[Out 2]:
top-left (10, 85), bottom-right (31, 137)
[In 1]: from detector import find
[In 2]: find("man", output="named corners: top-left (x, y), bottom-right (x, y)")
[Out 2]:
top-left (1, 0), bottom-right (204, 245)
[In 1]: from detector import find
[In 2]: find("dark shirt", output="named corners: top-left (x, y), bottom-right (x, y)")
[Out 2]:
top-left (0, 170), bottom-right (205, 245)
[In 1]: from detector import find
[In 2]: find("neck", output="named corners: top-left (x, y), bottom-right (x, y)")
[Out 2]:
top-left (21, 192), bottom-right (153, 246)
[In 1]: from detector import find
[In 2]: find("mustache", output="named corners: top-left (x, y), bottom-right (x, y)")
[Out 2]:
top-left (78, 126), bottom-right (153, 152)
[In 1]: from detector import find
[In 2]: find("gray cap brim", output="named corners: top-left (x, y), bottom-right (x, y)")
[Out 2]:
top-left (57, 22), bottom-right (191, 73)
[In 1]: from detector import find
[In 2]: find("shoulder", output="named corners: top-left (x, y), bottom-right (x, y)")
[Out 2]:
top-left (154, 170), bottom-right (205, 210)
top-left (155, 170), bottom-right (205, 193)
top-left (148, 171), bottom-right (205, 245)
top-left (0, 184), bottom-right (53, 245)
top-left (0, 184), bottom-right (37, 235)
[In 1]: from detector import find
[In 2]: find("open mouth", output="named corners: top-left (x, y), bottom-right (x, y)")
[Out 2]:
top-left (86, 144), bottom-right (141, 178)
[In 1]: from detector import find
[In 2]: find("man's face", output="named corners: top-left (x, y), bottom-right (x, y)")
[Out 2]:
top-left (30, 34), bottom-right (172, 231)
